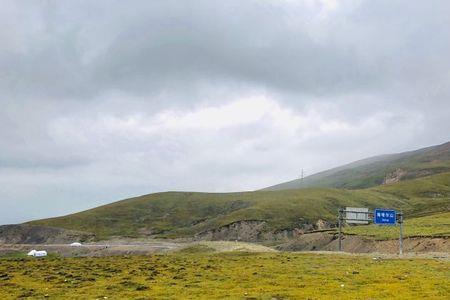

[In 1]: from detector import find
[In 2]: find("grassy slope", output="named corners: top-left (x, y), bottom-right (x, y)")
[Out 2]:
top-left (264, 141), bottom-right (450, 190)
top-left (0, 253), bottom-right (449, 299)
top-left (29, 173), bottom-right (450, 240)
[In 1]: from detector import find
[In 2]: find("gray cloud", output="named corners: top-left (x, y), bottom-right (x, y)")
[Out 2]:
top-left (0, 0), bottom-right (449, 224)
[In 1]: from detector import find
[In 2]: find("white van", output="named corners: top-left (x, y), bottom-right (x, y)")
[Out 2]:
top-left (27, 250), bottom-right (47, 257)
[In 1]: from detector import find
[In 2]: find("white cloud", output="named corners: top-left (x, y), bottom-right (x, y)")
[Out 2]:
top-left (48, 94), bottom-right (359, 149)
top-left (0, 0), bottom-right (449, 224)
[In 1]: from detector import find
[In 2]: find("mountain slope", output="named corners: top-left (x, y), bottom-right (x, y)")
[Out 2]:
top-left (29, 172), bottom-right (450, 240)
top-left (263, 141), bottom-right (450, 191)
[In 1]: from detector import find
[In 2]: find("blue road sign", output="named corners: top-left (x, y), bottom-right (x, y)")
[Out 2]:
top-left (374, 209), bottom-right (397, 225)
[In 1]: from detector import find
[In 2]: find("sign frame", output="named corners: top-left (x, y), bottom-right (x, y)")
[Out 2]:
top-left (337, 207), bottom-right (403, 255)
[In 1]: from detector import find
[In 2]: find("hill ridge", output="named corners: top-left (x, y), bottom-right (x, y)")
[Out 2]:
top-left (263, 141), bottom-right (450, 191)
top-left (28, 172), bottom-right (450, 240)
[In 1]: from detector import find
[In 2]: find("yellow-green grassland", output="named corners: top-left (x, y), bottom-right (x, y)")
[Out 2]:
top-left (1, 251), bottom-right (449, 299)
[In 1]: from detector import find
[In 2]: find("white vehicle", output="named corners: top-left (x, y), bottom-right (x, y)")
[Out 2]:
top-left (70, 242), bottom-right (82, 247)
top-left (27, 250), bottom-right (47, 257)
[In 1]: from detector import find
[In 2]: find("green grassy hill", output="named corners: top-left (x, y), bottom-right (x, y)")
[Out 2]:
top-left (264, 141), bottom-right (450, 190)
top-left (29, 172), bottom-right (450, 240)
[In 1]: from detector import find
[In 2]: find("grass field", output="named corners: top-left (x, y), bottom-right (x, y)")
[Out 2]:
top-left (29, 173), bottom-right (450, 240)
top-left (344, 211), bottom-right (450, 240)
top-left (0, 251), bottom-right (449, 299)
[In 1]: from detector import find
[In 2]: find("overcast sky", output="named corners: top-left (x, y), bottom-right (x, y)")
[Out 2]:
top-left (1, 0), bottom-right (449, 224)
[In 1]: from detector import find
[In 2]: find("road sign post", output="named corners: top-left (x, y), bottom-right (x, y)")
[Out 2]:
top-left (338, 207), bottom-right (370, 252)
top-left (337, 207), bottom-right (404, 255)
top-left (374, 208), bottom-right (403, 255)
top-left (338, 208), bottom-right (343, 251)
top-left (399, 211), bottom-right (403, 255)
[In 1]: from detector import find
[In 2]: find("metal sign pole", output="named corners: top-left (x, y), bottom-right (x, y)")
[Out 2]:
top-left (337, 207), bottom-right (401, 254)
top-left (399, 211), bottom-right (403, 255)
top-left (338, 208), bottom-right (343, 252)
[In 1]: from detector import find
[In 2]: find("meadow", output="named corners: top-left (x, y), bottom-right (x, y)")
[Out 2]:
top-left (0, 250), bottom-right (449, 299)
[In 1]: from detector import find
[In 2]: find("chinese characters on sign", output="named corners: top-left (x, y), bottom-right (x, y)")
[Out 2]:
top-left (374, 209), bottom-right (396, 225)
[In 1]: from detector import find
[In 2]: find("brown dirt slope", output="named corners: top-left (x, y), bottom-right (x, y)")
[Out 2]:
top-left (0, 224), bottom-right (94, 244)
top-left (276, 232), bottom-right (450, 253)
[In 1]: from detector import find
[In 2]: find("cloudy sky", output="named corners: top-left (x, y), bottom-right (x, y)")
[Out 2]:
top-left (1, 0), bottom-right (449, 224)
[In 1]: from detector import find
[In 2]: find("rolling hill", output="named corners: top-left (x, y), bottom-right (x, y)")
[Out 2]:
top-left (29, 172), bottom-right (450, 240)
top-left (263, 141), bottom-right (450, 190)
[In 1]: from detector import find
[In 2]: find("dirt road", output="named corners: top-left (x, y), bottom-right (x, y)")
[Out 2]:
top-left (0, 239), bottom-right (182, 257)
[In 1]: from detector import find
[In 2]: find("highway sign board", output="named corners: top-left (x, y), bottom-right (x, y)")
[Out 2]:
top-left (338, 207), bottom-right (403, 254)
top-left (345, 207), bottom-right (369, 224)
top-left (374, 209), bottom-right (396, 225)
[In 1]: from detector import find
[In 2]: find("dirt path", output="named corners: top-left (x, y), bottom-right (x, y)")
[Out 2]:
top-left (0, 240), bottom-right (277, 257)
top-left (0, 240), bottom-right (182, 257)
top-left (1, 234), bottom-right (449, 258)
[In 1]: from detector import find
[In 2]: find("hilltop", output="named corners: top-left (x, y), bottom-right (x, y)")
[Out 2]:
top-left (263, 141), bottom-right (450, 190)
top-left (28, 172), bottom-right (450, 240)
